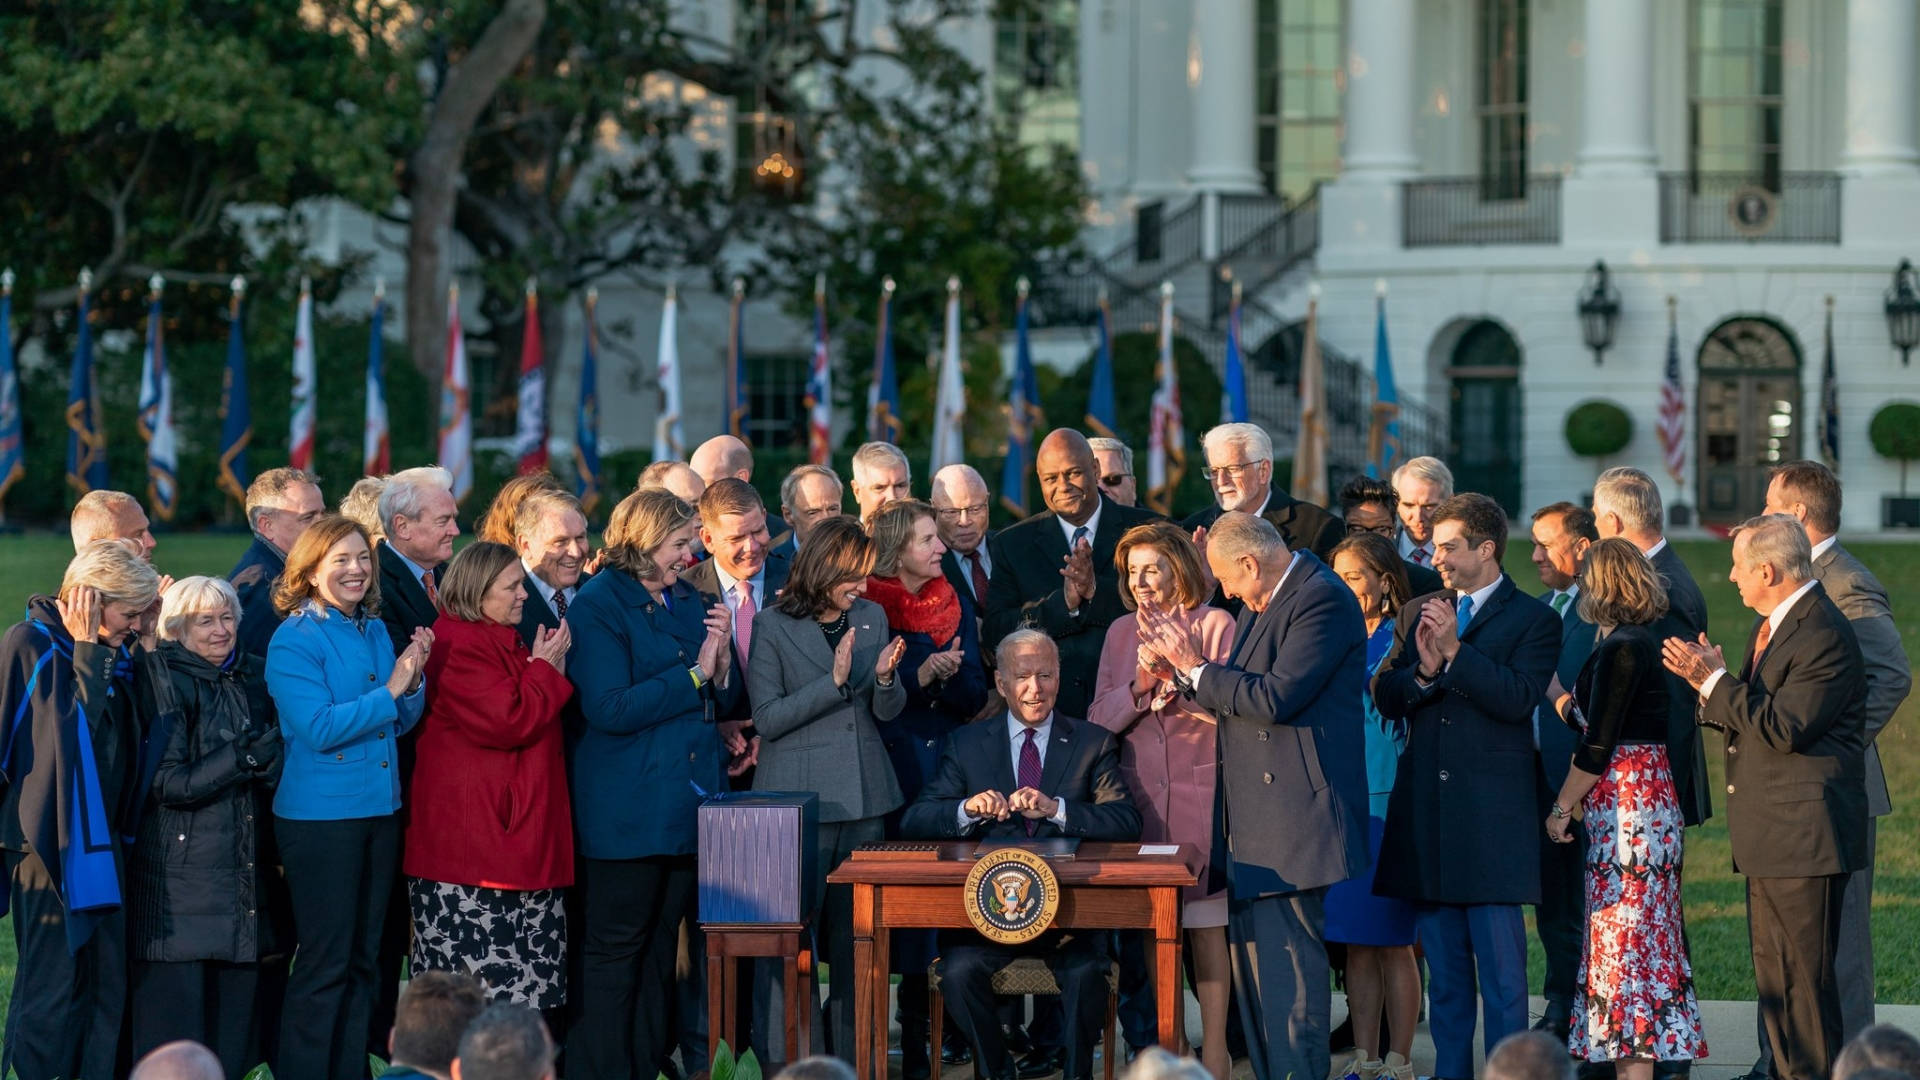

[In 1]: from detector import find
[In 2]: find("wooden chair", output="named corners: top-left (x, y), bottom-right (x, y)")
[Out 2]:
top-left (927, 955), bottom-right (1120, 1080)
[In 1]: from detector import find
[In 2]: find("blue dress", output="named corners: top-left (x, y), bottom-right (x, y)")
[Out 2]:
top-left (1325, 619), bottom-right (1418, 947)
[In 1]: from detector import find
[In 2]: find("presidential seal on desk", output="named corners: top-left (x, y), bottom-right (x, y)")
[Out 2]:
top-left (964, 847), bottom-right (1061, 944)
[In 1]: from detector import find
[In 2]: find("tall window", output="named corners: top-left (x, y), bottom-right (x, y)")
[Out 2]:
top-left (1256, 0), bottom-right (1343, 204)
top-left (744, 351), bottom-right (809, 450)
top-left (994, 0), bottom-right (1080, 156)
top-left (1477, 0), bottom-right (1528, 200)
top-left (1690, 0), bottom-right (1783, 187)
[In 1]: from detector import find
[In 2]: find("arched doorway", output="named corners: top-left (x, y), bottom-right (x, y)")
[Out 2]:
top-left (1446, 320), bottom-right (1524, 516)
top-left (1697, 317), bottom-right (1802, 525)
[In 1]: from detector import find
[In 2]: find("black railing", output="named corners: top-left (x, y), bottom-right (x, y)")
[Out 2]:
top-left (1109, 197), bottom-right (1203, 266)
top-left (1402, 175), bottom-right (1562, 247)
top-left (1657, 172), bottom-right (1841, 243)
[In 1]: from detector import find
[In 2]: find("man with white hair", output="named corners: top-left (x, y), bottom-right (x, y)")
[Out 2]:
top-left (850, 441), bottom-right (912, 523)
top-left (775, 464), bottom-right (845, 558)
top-left (1183, 423), bottom-right (1343, 562)
top-left (931, 464), bottom-right (994, 613)
top-left (1592, 466), bottom-right (1713, 830)
top-left (376, 466), bottom-right (461, 647)
top-left (1663, 515), bottom-right (1868, 1080)
top-left (1388, 456), bottom-right (1453, 568)
top-left (512, 490), bottom-right (590, 647)
top-left (1087, 438), bottom-right (1138, 508)
top-left (70, 489), bottom-right (158, 560)
top-left (690, 434), bottom-right (790, 539)
top-left (229, 467), bottom-right (326, 657)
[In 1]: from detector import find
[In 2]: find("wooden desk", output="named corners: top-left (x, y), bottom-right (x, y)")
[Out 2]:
top-left (827, 842), bottom-right (1200, 1080)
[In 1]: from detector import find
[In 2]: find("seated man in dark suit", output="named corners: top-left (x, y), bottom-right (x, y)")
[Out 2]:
top-left (900, 629), bottom-right (1142, 1080)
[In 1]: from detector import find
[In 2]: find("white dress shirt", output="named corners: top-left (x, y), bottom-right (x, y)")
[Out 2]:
top-left (521, 560), bottom-right (577, 616)
top-left (1698, 578), bottom-right (1820, 700)
top-left (956, 712), bottom-right (1071, 830)
top-left (1058, 502), bottom-right (1102, 550)
top-left (953, 543), bottom-right (993, 600)
top-left (1643, 537), bottom-right (1670, 560)
top-left (712, 561), bottom-right (767, 629)
top-left (1811, 534), bottom-right (1837, 562)
top-left (1398, 530), bottom-right (1434, 565)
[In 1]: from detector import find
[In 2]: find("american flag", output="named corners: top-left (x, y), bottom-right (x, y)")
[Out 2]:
top-left (806, 277), bottom-right (832, 466)
top-left (1657, 309), bottom-right (1686, 484)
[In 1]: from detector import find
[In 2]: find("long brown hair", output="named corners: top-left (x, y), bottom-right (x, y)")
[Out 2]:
top-left (1577, 538), bottom-right (1670, 628)
top-left (275, 514), bottom-right (382, 616)
top-left (774, 516), bottom-right (874, 618)
top-left (476, 472), bottom-right (566, 546)
top-left (1328, 531), bottom-right (1412, 620)
top-left (867, 499), bottom-right (936, 579)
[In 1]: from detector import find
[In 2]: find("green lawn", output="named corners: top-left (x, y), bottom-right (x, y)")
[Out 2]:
top-left (0, 532), bottom-right (1917, 1016)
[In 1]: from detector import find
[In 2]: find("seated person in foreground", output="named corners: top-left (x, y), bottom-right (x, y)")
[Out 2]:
top-left (900, 628), bottom-right (1142, 1080)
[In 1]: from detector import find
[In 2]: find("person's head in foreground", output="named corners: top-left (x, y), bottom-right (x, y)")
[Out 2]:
top-left (1834, 1024), bottom-right (1920, 1080)
top-left (1121, 1047), bottom-right (1213, 1080)
top-left (450, 1003), bottom-right (556, 1080)
top-left (773, 1056), bottom-right (859, 1080)
top-left (389, 969), bottom-right (489, 1080)
top-left (1483, 1030), bottom-right (1576, 1080)
top-left (130, 1040), bottom-right (223, 1080)
top-left (59, 539), bottom-right (162, 644)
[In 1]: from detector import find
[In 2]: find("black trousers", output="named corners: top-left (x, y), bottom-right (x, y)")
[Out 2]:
top-left (275, 814), bottom-right (402, 1080)
top-left (1, 849), bottom-right (127, 1080)
top-left (131, 958), bottom-right (264, 1076)
top-left (1535, 772), bottom-right (1587, 1012)
top-left (570, 854), bottom-right (696, 1080)
top-left (1749, 873), bottom-right (1847, 1080)
top-left (942, 931), bottom-right (1110, 1080)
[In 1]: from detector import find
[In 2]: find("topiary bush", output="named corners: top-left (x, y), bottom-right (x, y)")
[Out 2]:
top-left (1564, 400), bottom-right (1634, 459)
top-left (1870, 401), bottom-right (1920, 497)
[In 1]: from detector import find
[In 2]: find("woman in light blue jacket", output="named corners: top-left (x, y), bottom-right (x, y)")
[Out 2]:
top-left (265, 514), bottom-right (430, 1080)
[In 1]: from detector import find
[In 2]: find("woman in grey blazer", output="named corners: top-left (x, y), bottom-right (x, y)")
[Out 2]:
top-left (748, 514), bottom-right (906, 1058)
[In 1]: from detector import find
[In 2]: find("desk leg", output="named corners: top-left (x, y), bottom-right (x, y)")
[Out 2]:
top-left (853, 884), bottom-right (878, 1080)
top-left (708, 946), bottom-right (726, 1068)
top-left (1151, 885), bottom-right (1184, 1051)
top-left (785, 945), bottom-right (803, 1063)
top-left (874, 911), bottom-right (892, 1079)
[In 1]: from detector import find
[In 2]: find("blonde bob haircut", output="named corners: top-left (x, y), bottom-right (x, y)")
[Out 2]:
top-left (1577, 537), bottom-right (1671, 629)
top-left (276, 514), bottom-right (382, 616)
top-left (867, 499), bottom-right (937, 579)
top-left (158, 576), bottom-right (243, 642)
top-left (600, 488), bottom-right (697, 582)
top-left (1113, 521), bottom-right (1210, 612)
top-left (436, 541), bottom-right (523, 624)
top-left (61, 539), bottom-right (161, 613)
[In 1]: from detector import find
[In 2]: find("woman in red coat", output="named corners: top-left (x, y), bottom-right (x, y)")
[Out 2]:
top-left (403, 540), bottom-right (574, 1013)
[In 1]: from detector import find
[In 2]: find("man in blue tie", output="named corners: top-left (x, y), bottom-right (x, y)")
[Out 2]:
top-left (1373, 493), bottom-right (1562, 1080)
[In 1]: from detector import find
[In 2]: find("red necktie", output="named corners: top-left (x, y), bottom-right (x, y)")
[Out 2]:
top-left (967, 550), bottom-right (989, 604)
top-left (1410, 547), bottom-right (1429, 566)
top-left (1018, 728), bottom-right (1043, 836)
top-left (421, 569), bottom-right (439, 608)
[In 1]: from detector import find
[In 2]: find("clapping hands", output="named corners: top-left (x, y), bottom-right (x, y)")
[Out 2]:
top-left (530, 621), bottom-right (572, 674)
top-left (1061, 536), bottom-right (1095, 609)
top-left (695, 602), bottom-right (733, 685)
top-left (917, 637), bottom-right (965, 685)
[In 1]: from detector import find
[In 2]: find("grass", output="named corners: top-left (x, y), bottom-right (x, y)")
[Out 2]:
top-left (0, 531), bottom-right (1916, 1021)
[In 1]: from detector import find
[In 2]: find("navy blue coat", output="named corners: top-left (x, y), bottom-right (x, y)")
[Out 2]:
top-left (1537, 594), bottom-right (1598, 792)
top-left (876, 599), bottom-right (989, 806)
top-left (1190, 552), bottom-right (1371, 898)
top-left (228, 537), bottom-right (287, 660)
top-left (567, 569), bottom-right (741, 860)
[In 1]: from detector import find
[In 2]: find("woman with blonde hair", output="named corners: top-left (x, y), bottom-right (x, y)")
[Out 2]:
top-left (1088, 521), bottom-right (1235, 1080)
top-left (565, 487), bottom-right (739, 1080)
top-left (1546, 538), bottom-right (1705, 1079)
top-left (0, 540), bottom-right (161, 1078)
top-left (266, 514), bottom-right (431, 1080)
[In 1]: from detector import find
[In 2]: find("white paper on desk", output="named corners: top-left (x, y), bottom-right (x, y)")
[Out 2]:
top-left (1138, 844), bottom-right (1180, 855)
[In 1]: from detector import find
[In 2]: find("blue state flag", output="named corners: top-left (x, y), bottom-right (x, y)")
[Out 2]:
top-left (1222, 285), bottom-right (1249, 424)
top-left (217, 287), bottom-right (253, 505)
top-left (66, 288), bottom-right (109, 496)
top-left (1366, 290), bottom-right (1401, 479)
top-left (867, 284), bottom-right (901, 444)
top-left (0, 279), bottom-right (22, 507)
top-left (1001, 289), bottom-right (1044, 517)
top-left (1085, 294), bottom-right (1118, 439)
top-left (576, 291), bottom-right (604, 513)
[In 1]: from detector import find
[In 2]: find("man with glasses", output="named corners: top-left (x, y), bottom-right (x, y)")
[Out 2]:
top-left (1338, 475), bottom-right (1443, 597)
top-left (1088, 438), bottom-right (1138, 508)
top-left (932, 464), bottom-right (995, 618)
top-left (229, 466), bottom-right (326, 657)
top-left (1184, 423), bottom-right (1344, 562)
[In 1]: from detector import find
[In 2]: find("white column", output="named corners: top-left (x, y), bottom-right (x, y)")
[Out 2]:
top-left (1340, 0), bottom-right (1418, 182)
top-left (1843, 0), bottom-right (1920, 175)
top-left (1185, 0), bottom-right (1264, 195)
top-left (1576, 0), bottom-right (1656, 176)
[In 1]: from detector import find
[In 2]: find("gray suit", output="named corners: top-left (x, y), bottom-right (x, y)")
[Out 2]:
top-left (745, 598), bottom-right (906, 1061)
top-left (1755, 541), bottom-right (1912, 1071)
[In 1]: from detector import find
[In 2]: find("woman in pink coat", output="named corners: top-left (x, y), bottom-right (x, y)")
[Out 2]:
top-left (1089, 521), bottom-right (1235, 1080)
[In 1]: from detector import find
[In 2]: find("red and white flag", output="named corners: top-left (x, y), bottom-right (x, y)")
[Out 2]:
top-left (439, 285), bottom-right (473, 502)
top-left (806, 275), bottom-right (833, 465)
top-left (515, 281), bottom-right (548, 473)
top-left (288, 279), bottom-right (315, 471)
top-left (1145, 282), bottom-right (1185, 514)
top-left (1657, 303), bottom-right (1686, 485)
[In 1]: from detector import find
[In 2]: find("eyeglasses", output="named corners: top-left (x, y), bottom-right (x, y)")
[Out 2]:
top-left (936, 504), bottom-right (989, 522)
top-left (1346, 521), bottom-right (1397, 538)
top-left (1201, 461), bottom-right (1267, 483)
top-left (1100, 474), bottom-right (1132, 487)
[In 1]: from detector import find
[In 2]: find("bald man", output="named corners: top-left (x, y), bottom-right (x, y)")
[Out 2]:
top-left (130, 1041), bottom-right (224, 1080)
top-left (690, 435), bottom-right (789, 540)
top-left (981, 429), bottom-right (1158, 720)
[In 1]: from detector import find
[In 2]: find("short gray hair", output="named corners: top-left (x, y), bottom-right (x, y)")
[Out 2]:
top-left (159, 576), bottom-right (243, 642)
top-left (514, 490), bottom-right (584, 545)
top-left (781, 464), bottom-right (844, 511)
top-left (1484, 1031), bottom-right (1576, 1080)
top-left (1201, 423), bottom-right (1272, 465)
top-left (378, 466), bottom-right (455, 535)
top-left (1734, 513), bottom-right (1813, 583)
top-left (1592, 466), bottom-right (1664, 534)
top-left (851, 441), bottom-right (911, 484)
top-left (995, 627), bottom-right (1060, 669)
top-left (1122, 1048), bottom-right (1213, 1080)
top-left (1206, 511), bottom-right (1286, 563)
top-left (246, 467), bottom-right (320, 533)
top-left (454, 1003), bottom-right (553, 1080)
top-left (774, 1059), bottom-right (859, 1080)
top-left (339, 476), bottom-right (388, 542)
top-left (1088, 438), bottom-right (1134, 473)
top-left (62, 539), bottom-right (161, 612)
top-left (70, 490), bottom-right (143, 551)
top-left (1391, 456), bottom-right (1455, 499)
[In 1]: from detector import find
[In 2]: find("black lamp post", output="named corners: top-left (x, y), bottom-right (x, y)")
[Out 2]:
top-left (1578, 259), bottom-right (1621, 366)
top-left (1885, 258), bottom-right (1920, 366)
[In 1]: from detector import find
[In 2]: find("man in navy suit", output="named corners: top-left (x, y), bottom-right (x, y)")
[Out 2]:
top-left (228, 467), bottom-right (325, 658)
top-left (1523, 501), bottom-right (1597, 1040)
top-left (1373, 494), bottom-right (1561, 1080)
top-left (901, 630), bottom-right (1142, 1080)
top-left (773, 464), bottom-right (846, 560)
top-left (1138, 511), bottom-right (1370, 1080)
top-left (512, 489), bottom-right (590, 648)
top-left (932, 464), bottom-right (995, 622)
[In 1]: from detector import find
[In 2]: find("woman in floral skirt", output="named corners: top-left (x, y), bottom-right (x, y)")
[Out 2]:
top-left (1546, 538), bottom-right (1707, 1080)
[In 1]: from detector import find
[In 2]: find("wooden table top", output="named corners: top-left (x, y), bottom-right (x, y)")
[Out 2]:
top-left (825, 841), bottom-right (1201, 887)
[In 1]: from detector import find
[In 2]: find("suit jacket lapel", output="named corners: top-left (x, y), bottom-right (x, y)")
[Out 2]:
top-left (1752, 584), bottom-right (1820, 680)
top-left (1460, 575), bottom-right (1513, 641)
top-left (1037, 716), bottom-right (1074, 797)
top-left (991, 719), bottom-right (1021, 797)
